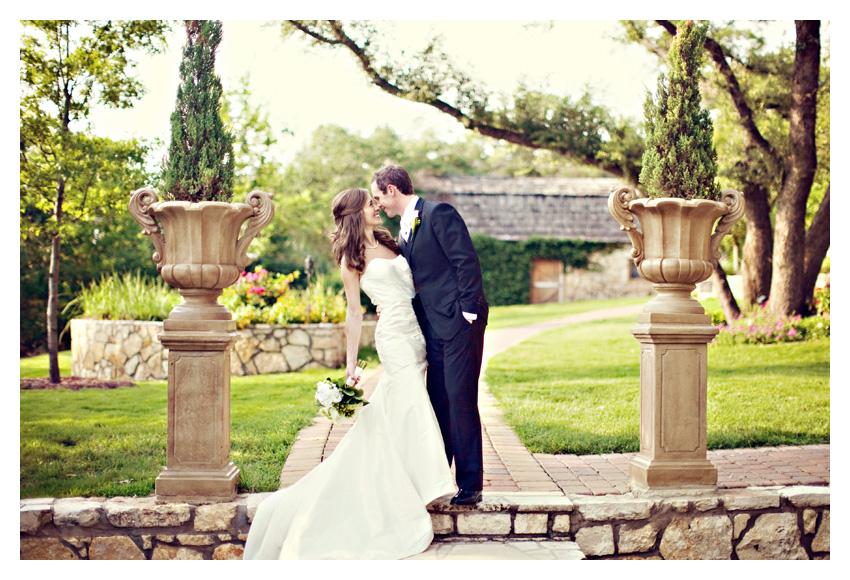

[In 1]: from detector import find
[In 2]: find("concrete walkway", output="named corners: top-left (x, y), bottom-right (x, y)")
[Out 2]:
top-left (278, 304), bottom-right (829, 559)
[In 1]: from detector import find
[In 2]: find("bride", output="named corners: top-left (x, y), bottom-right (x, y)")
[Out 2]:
top-left (243, 188), bottom-right (456, 560)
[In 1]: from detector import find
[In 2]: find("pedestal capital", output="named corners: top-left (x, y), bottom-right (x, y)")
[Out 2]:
top-left (631, 321), bottom-right (719, 345)
top-left (159, 319), bottom-right (239, 352)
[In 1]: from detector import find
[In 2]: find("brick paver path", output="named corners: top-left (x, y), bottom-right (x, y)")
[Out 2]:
top-left (280, 304), bottom-right (830, 494)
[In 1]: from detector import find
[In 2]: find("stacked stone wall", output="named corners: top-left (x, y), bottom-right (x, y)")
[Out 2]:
top-left (21, 486), bottom-right (829, 560)
top-left (71, 319), bottom-right (377, 381)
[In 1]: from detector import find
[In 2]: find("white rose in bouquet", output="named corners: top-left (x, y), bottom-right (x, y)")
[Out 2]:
top-left (315, 380), bottom-right (343, 407)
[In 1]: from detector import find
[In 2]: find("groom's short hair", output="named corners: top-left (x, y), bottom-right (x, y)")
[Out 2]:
top-left (372, 165), bottom-right (414, 196)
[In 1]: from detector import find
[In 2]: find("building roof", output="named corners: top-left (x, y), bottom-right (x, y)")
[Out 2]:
top-left (414, 175), bottom-right (631, 243)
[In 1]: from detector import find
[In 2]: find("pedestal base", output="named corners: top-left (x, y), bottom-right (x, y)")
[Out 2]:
top-left (157, 319), bottom-right (240, 504)
top-left (629, 454), bottom-right (717, 492)
top-left (155, 462), bottom-right (240, 503)
top-left (629, 315), bottom-right (719, 493)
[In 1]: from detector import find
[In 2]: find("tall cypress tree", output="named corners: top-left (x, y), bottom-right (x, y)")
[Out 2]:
top-left (161, 20), bottom-right (234, 202)
top-left (639, 20), bottom-right (719, 200)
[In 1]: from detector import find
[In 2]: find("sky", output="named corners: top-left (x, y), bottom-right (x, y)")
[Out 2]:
top-left (83, 19), bottom-right (803, 168)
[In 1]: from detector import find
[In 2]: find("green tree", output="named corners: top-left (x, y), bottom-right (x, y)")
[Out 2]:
top-left (160, 20), bottom-right (234, 202)
top-left (640, 21), bottom-right (718, 200)
top-left (622, 20), bottom-right (829, 315)
top-left (221, 74), bottom-right (290, 199)
top-left (258, 122), bottom-right (615, 281)
top-left (282, 20), bottom-right (828, 316)
top-left (20, 20), bottom-right (169, 380)
top-left (260, 124), bottom-right (404, 277)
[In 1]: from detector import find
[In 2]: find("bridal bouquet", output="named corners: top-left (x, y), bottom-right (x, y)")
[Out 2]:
top-left (315, 360), bottom-right (369, 422)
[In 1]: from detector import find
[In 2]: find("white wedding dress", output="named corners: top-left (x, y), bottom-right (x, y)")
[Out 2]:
top-left (243, 255), bottom-right (455, 560)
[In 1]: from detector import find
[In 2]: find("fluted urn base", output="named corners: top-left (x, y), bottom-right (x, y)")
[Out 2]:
top-left (630, 197), bottom-right (729, 320)
top-left (151, 201), bottom-right (253, 321)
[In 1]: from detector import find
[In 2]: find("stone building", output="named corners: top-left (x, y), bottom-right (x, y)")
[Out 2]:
top-left (415, 175), bottom-right (653, 303)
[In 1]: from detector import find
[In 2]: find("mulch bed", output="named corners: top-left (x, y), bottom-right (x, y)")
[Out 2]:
top-left (21, 377), bottom-right (136, 391)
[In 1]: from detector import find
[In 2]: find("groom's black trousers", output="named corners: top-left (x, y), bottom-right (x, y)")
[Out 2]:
top-left (424, 314), bottom-right (487, 492)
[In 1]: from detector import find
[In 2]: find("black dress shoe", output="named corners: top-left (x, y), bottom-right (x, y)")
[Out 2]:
top-left (450, 489), bottom-right (482, 505)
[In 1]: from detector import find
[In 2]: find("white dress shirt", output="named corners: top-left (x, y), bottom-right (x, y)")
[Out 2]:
top-left (399, 195), bottom-right (420, 242)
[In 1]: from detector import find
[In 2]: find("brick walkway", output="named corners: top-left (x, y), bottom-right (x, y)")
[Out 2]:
top-left (280, 304), bottom-right (830, 495)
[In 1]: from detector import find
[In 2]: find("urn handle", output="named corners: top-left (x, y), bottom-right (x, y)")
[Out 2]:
top-left (608, 186), bottom-right (645, 266)
top-left (709, 189), bottom-right (746, 267)
top-left (236, 190), bottom-right (275, 270)
top-left (128, 188), bottom-right (166, 272)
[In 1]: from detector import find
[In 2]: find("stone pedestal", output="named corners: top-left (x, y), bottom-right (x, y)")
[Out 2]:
top-left (629, 310), bottom-right (718, 491)
top-left (155, 319), bottom-right (240, 502)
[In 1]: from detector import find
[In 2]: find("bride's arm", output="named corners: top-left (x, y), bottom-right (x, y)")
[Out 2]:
top-left (340, 258), bottom-right (362, 380)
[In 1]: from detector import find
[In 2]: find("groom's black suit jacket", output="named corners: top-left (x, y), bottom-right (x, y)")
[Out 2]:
top-left (398, 197), bottom-right (488, 491)
top-left (398, 198), bottom-right (488, 339)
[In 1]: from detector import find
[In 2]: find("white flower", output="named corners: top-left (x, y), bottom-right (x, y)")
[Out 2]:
top-left (315, 380), bottom-right (343, 407)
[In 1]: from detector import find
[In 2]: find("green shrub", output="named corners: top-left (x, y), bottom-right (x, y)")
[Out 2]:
top-left (67, 272), bottom-right (181, 321)
top-left (640, 20), bottom-right (719, 200)
top-left (160, 20), bottom-right (234, 202)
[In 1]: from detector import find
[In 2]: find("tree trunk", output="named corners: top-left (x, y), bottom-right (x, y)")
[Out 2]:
top-left (47, 180), bottom-right (65, 384)
top-left (801, 184), bottom-right (830, 314)
top-left (770, 21), bottom-right (820, 316)
top-left (712, 262), bottom-right (741, 322)
top-left (741, 182), bottom-right (773, 307)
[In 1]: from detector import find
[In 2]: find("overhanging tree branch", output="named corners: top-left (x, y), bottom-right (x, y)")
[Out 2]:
top-left (286, 20), bottom-right (628, 179)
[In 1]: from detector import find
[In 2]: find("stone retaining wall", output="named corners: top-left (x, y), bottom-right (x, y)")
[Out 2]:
top-left (70, 319), bottom-right (377, 381)
top-left (21, 486), bottom-right (829, 560)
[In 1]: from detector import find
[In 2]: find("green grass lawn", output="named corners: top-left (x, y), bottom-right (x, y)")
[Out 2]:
top-left (20, 350), bottom-right (71, 378)
top-left (20, 296), bottom-right (829, 498)
top-left (487, 296), bottom-right (651, 330)
top-left (20, 357), bottom-right (337, 499)
top-left (485, 315), bottom-right (830, 455)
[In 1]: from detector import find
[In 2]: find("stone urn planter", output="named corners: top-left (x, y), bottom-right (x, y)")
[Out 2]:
top-left (129, 187), bottom-right (274, 502)
top-left (608, 185), bottom-right (745, 491)
top-left (608, 186), bottom-right (745, 319)
top-left (128, 188), bottom-right (274, 320)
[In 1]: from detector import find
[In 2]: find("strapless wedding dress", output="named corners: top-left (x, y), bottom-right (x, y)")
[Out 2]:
top-left (243, 255), bottom-right (455, 559)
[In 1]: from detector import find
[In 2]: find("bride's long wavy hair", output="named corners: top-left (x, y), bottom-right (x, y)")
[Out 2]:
top-left (331, 188), bottom-right (399, 274)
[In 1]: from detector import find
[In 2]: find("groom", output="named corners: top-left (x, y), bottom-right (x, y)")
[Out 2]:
top-left (371, 165), bottom-right (488, 505)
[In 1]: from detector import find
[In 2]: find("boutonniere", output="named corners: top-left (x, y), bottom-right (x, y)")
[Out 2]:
top-left (410, 210), bottom-right (421, 235)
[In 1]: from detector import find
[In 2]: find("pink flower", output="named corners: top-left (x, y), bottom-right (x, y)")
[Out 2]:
top-left (787, 327), bottom-right (797, 337)
top-left (248, 286), bottom-right (265, 295)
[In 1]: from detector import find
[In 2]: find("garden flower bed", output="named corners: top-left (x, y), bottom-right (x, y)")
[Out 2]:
top-left (69, 268), bottom-right (371, 381)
